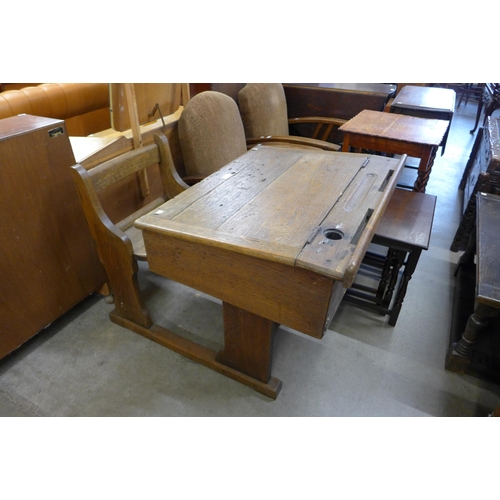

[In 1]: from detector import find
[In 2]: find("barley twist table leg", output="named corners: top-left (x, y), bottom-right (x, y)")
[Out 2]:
top-left (414, 146), bottom-right (438, 193)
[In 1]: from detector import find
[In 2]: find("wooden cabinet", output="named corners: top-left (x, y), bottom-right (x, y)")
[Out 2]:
top-left (451, 116), bottom-right (500, 251)
top-left (0, 115), bottom-right (106, 359)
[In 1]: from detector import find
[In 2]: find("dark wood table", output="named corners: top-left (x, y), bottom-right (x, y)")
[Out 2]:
top-left (339, 110), bottom-right (450, 192)
top-left (283, 83), bottom-right (397, 144)
top-left (446, 192), bottom-right (500, 375)
top-left (390, 85), bottom-right (455, 154)
top-left (134, 145), bottom-right (405, 398)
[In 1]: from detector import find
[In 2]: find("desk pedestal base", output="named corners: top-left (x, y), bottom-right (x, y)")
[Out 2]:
top-left (216, 302), bottom-right (277, 383)
top-left (109, 310), bottom-right (283, 399)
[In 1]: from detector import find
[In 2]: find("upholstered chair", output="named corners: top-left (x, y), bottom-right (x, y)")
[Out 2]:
top-left (178, 91), bottom-right (247, 184)
top-left (238, 83), bottom-right (345, 149)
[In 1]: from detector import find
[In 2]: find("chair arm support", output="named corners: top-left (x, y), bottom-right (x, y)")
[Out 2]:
top-left (289, 116), bottom-right (348, 127)
top-left (288, 116), bottom-right (347, 142)
top-left (246, 136), bottom-right (340, 152)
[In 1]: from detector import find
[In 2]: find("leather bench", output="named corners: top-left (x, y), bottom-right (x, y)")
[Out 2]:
top-left (0, 83), bottom-right (111, 136)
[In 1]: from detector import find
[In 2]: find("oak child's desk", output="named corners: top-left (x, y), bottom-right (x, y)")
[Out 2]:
top-left (339, 110), bottom-right (449, 192)
top-left (134, 145), bottom-right (405, 398)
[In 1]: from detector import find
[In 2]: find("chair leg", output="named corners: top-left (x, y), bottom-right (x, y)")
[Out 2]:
top-left (97, 235), bottom-right (153, 328)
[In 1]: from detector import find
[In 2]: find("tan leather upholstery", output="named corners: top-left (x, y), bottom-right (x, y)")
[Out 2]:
top-left (178, 91), bottom-right (247, 179)
top-left (0, 83), bottom-right (110, 136)
top-left (238, 83), bottom-right (290, 138)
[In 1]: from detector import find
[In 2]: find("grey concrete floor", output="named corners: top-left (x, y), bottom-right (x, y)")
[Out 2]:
top-left (1, 100), bottom-right (499, 417)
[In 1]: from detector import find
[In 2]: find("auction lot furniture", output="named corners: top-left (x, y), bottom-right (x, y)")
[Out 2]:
top-left (130, 146), bottom-right (405, 398)
top-left (0, 83), bottom-right (110, 136)
top-left (446, 192), bottom-right (500, 381)
top-left (282, 83), bottom-right (396, 144)
top-left (339, 110), bottom-right (449, 192)
top-left (390, 85), bottom-right (455, 154)
top-left (344, 188), bottom-right (436, 326)
top-left (451, 116), bottom-right (500, 252)
top-left (0, 115), bottom-right (106, 359)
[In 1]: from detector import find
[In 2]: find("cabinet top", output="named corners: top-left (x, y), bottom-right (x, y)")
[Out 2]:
top-left (0, 114), bottom-right (64, 141)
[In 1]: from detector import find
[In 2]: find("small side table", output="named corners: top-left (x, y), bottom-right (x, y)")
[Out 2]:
top-left (339, 110), bottom-right (449, 192)
top-left (390, 85), bottom-right (455, 154)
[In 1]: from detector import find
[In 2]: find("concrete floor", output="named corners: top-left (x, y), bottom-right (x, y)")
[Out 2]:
top-left (1, 100), bottom-right (499, 417)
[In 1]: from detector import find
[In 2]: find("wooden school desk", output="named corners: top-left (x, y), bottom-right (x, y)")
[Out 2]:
top-left (133, 145), bottom-right (405, 398)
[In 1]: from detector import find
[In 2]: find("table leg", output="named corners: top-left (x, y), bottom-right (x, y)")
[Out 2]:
top-left (413, 146), bottom-right (437, 193)
top-left (341, 134), bottom-right (351, 152)
top-left (388, 248), bottom-right (422, 326)
top-left (216, 302), bottom-right (277, 383)
top-left (445, 302), bottom-right (498, 374)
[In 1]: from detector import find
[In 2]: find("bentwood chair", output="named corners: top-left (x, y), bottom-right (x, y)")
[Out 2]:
top-left (237, 83), bottom-right (346, 148)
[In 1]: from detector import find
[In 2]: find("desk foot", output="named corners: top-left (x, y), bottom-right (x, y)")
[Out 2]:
top-left (109, 311), bottom-right (282, 399)
top-left (445, 346), bottom-right (471, 375)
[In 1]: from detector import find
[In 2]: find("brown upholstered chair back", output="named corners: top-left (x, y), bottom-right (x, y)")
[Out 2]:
top-left (238, 83), bottom-right (290, 138)
top-left (178, 91), bottom-right (247, 178)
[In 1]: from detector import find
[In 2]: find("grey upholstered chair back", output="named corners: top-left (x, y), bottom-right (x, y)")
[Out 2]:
top-left (238, 83), bottom-right (290, 138)
top-left (179, 91), bottom-right (247, 178)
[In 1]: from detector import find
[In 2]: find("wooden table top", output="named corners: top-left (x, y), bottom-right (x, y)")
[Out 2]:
top-left (476, 192), bottom-right (500, 308)
top-left (136, 145), bottom-right (405, 287)
top-left (339, 110), bottom-right (450, 147)
top-left (392, 85), bottom-right (456, 113)
top-left (284, 83), bottom-right (397, 97)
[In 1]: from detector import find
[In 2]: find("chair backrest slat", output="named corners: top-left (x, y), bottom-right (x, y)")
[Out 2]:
top-left (88, 143), bottom-right (160, 192)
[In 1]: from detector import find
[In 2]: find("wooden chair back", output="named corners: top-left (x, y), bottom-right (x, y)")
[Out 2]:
top-left (70, 133), bottom-right (188, 327)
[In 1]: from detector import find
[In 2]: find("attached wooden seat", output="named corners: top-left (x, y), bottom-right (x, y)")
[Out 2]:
top-left (70, 133), bottom-right (188, 327)
top-left (344, 188), bottom-right (437, 326)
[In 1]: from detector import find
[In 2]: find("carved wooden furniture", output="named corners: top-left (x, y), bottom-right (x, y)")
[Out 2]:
top-left (132, 146), bottom-right (405, 398)
top-left (446, 192), bottom-right (500, 380)
top-left (390, 85), bottom-right (455, 154)
top-left (470, 83), bottom-right (500, 134)
top-left (451, 116), bottom-right (500, 252)
top-left (0, 115), bottom-right (107, 360)
top-left (237, 83), bottom-right (344, 147)
top-left (339, 110), bottom-right (449, 193)
top-left (282, 83), bottom-right (397, 144)
top-left (178, 91), bottom-right (340, 185)
top-left (70, 133), bottom-right (187, 327)
top-left (344, 188), bottom-right (436, 326)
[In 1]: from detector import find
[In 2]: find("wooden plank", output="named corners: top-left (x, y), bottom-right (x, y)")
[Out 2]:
top-left (124, 83), bottom-right (149, 197)
top-left (141, 229), bottom-right (336, 338)
top-left (476, 193), bottom-right (500, 308)
top-left (88, 143), bottom-right (159, 192)
top-left (217, 152), bottom-right (366, 248)
top-left (158, 146), bottom-right (306, 221)
top-left (109, 313), bottom-right (282, 399)
top-left (339, 110), bottom-right (449, 146)
top-left (296, 155), bottom-right (405, 285)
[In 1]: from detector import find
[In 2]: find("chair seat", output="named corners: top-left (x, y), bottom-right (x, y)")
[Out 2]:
top-left (125, 225), bottom-right (147, 261)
